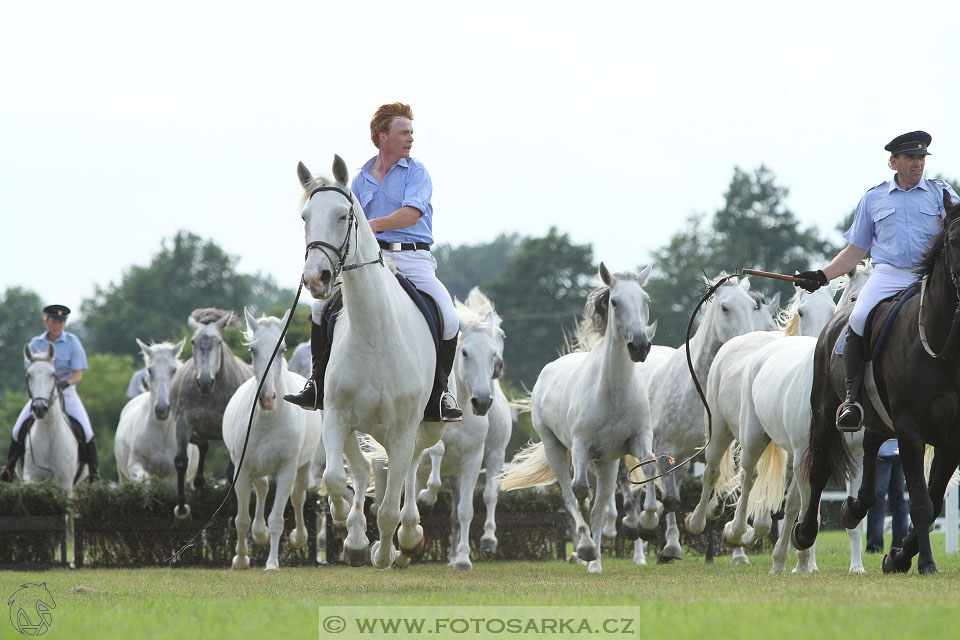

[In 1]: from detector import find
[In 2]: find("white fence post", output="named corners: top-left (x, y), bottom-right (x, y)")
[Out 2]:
top-left (946, 483), bottom-right (958, 555)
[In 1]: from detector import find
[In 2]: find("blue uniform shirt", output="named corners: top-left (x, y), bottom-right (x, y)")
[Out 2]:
top-left (845, 177), bottom-right (960, 269)
top-left (351, 156), bottom-right (435, 245)
top-left (26, 331), bottom-right (88, 381)
top-left (878, 439), bottom-right (899, 457)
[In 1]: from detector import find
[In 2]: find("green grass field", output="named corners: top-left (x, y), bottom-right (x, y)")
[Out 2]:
top-left (2, 531), bottom-right (958, 640)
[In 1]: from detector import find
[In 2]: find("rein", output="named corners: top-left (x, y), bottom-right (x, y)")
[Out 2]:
top-left (918, 217), bottom-right (960, 359)
top-left (629, 272), bottom-right (741, 484)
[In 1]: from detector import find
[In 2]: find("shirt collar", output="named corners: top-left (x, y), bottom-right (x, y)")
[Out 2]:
top-left (888, 175), bottom-right (928, 193)
top-left (360, 155), bottom-right (409, 179)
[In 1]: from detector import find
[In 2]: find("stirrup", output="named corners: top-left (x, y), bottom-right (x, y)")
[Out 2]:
top-left (835, 401), bottom-right (863, 433)
top-left (440, 391), bottom-right (463, 423)
top-left (283, 380), bottom-right (321, 411)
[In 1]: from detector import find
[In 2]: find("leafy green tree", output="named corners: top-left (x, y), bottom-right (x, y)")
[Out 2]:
top-left (79, 231), bottom-right (288, 357)
top-left (484, 228), bottom-right (595, 389)
top-left (434, 233), bottom-right (523, 302)
top-left (0, 287), bottom-right (44, 394)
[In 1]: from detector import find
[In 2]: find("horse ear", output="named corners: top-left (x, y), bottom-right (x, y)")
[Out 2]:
top-left (599, 262), bottom-right (612, 286)
top-left (297, 161), bottom-right (313, 189)
top-left (740, 277), bottom-right (751, 291)
top-left (47, 343), bottom-right (55, 360)
top-left (24, 344), bottom-right (33, 362)
top-left (279, 308), bottom-right (292, 328)
top-left (945, 188), bottom-right (959, 219)
top-left (244, 307), bottom-right (258, 332)
top-left (637, 264), bottom-right (652, 286)
top-left (214, 312), bottom-right (232, 332)
top-left (646, 319), bottom-right (658, 340)
top-left (188, 316), bottom-right (200, 332)
top-left (136, 338), bottom-right (151, 361)
top-left (332, 154), bottom-right (349, 186)
top-left (768, 291), bottom-right (782, 309)
top-left (173, 337), bottom-right (187, 360)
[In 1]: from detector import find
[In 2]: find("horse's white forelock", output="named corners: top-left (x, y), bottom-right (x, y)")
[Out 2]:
top-left (455, 299), bottom-right (499, 339)
top-left (243, 315), bottom-right (283, 345)
top-left (141, 341), bottom-right (181, 364)
top-left (465, 287), bottom-right (496, 318)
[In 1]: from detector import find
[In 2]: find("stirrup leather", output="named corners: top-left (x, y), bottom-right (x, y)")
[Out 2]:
top-left (835, 401), bottom-right (863, 433)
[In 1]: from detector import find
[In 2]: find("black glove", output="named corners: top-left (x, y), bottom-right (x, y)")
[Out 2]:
top-left (794, 269), bottom-right (828, 293)
top-left (57, 380), bottom-right (70, 391)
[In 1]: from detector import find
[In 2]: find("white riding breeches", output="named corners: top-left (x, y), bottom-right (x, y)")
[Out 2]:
top-left (848, 263), bottom-right (919, 336)
top-left (12, 385), bottom-right (94, 442)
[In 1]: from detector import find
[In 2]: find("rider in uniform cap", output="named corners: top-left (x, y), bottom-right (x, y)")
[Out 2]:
top-left (794, 131), bottom-right (959, 431)
top-left (0, 304), bottom-right (101, 482)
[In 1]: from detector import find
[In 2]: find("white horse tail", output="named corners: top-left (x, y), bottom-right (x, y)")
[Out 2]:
top-left (747, 441), bottom-right (788, 522)
top-left (499, 441), bottom-right (557, 491)
top-left (508, 392), bottom-right (533, 415)
top-left (714, 440), bottom-right (740, 501)
top-left (358, 434), bottom-right (388, 462)
top-left (920, 444), bottom-right (960, 487)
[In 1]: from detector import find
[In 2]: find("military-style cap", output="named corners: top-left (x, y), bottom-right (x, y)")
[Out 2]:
top-left (884, 130), bottom-right (932, 156)
top-left (43, 304), bottom-right (71, 318)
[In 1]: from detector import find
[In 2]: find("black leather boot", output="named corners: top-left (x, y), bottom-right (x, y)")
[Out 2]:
top-left (836, 328), bottom-right (866, 432)
top-left (0, 436), bottom-right (24, 482)
top-left (84, 438), bottom-right (101, 483)
top-left (424, 337), bottom-right (463, 422)
top-left (284, 316), bottom-right (329, 410)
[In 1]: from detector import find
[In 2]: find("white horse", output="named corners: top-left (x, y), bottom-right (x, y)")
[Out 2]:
top-left (501, 264), bottom-right (658, 573)
top-left (19, 344), bottom-right (86, 494)
top-left (683, 285), bottom-right (835, 564)
top-left (223, 309), bottom-right (323, 571)
top-left (723, 264), bottom-right (873, 573)
top-left (415, 288), bottom-right (511, 570)
top-left (298, 157), bottom-right (445, 569)
top-left (644, 274), bottom-right (759, 560)
top-left (115, 339), bottom-right (199, 485)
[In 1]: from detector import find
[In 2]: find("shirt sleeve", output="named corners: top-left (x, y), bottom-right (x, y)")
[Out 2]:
top-left (69, 336), bottom-right (88, 371)
top-left (844, 193), bottom-right (874, 251)
top-left (401, 162), bottom-right (432, 217)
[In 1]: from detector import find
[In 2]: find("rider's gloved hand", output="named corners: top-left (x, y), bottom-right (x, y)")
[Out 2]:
top-left (56, 380), bottom-right (70, 391)
top-left (795, 270), bottom-right (828, 293)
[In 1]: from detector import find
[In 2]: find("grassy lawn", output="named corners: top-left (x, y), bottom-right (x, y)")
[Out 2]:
top-left (2, 531), bottom-right (958, 639)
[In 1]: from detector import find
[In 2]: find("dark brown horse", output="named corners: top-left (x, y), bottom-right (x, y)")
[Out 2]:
top-left (793, 191), bottom-right (960, 575)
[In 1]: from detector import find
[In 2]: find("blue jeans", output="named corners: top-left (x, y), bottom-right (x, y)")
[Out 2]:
top-left (866, 455), bottom-right (909, 550)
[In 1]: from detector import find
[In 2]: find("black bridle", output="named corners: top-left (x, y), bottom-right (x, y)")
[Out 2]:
top-left (918, 216), bottom-right (960, 359)
top-left (24, 365), bottom-right (57, 409)
top-left (303, 185), bottom-right (383, 284)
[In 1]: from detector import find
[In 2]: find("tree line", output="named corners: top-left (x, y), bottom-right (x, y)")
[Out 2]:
top-left (4, 165), bottom-right (913, 479)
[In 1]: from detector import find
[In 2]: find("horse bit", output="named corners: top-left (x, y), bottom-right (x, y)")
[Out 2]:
top-left (303, 185), bottom-right (383, 284)
top-left (918, 215), bottom-right (960, 359)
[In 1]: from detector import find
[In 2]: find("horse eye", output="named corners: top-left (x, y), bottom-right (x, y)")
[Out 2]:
top-left (461, 350), bottom-right (468, 358)
top-left (338, 214), bottom-right (348, 222)
top-left (721, 304), bottom-right (729, 313)
top-left (611, 300), bottom-right (618, 308)
top-left (798, 310), bottom-right (804, 317)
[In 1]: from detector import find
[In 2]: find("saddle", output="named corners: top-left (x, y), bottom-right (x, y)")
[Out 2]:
top-left (833, 282), bottom-right (920, 430)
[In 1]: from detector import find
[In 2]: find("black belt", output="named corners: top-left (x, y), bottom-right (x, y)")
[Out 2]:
top-left (377, 240), bottom-right (431, 252)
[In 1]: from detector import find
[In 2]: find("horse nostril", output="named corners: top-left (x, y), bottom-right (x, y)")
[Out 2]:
top-left (319, 271), bottom-right (332, 287)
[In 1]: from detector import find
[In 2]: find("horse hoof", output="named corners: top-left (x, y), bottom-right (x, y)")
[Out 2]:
top-left (730, 551), bottom-right (750, 566)
top-left (400, 534), bottom-right (426, 559)
top-left (454, 559), bottom-right (473, 571)
top-left (264, 564), bottom-right (279, 572)
top-left (919, 562), bottom-right (937, 575)
top-left (622, 525), bottom-right (642, 541)
top-left (288, 529), bottom-right (307, 549)
top-left (683, 513), bottom-right (704, 535)
top-left (791, 521), bottom-right (815, 550)
top-left (174, 504), bottom-right (191, 520)
top-left (661, 495), bottom-right (680, 513)
top-left (231, 555), bottom-right (250, 570)
top-left (882, 550), bottom-right (912, 575)
top-left (840, 497), bottom-right (864, 530)
top-left (656, 552), bottom-right (678, 565)
top-left (344, 546), bottom-right (367, 567)
top-left (332, 521), bottom-right (348, 540)
top-left (576, 545), bottom-right (598, 562)
top-left (659, 544), bottom-right (682, 562)
top-left (721, 523), bottom-right (741, 548)
top-left (371, 541), bottom-right (396, 569)
top-left (393, 553), bottom-right (411, 569)
top-left (480, 538), bottom-right (497, 554)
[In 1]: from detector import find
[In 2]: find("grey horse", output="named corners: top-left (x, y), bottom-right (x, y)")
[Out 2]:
top-left (169, 308), bottom-right (252, 518)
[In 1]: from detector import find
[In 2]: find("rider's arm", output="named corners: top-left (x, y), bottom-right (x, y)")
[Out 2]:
top-left (821, 244), bottom-right (868, 281)
top-left (368, 206), bottom-right (421, 233)
top-left (65, 370), bottom-right (83, 386)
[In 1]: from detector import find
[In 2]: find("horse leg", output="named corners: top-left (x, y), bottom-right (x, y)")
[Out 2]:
top-left (194, 440), bottom-right (208, 490)
top-left (341, 431), bottom-right (372, 567)
top-left (231, 472), bottom-right (252, 570)
top-left (251, 476), bottom-right (270, 546)
top-left (370, 458), bottom-right (387, 517)
top-left (321, 421), bottom-right (354, 561)
top-left (659, 512), bottom-right (683, 563)
top-left (841, 430), bottom-right (882, 529)
top-left (844, 435), bottom-right (867, 574)
top-left (722, 428), bottom-right (768, 548)
top-left (447, 474), bottom-right (461, 565)
top-left (633, 539), bottom-right (647, 566)
top-left (570, 439), bottom-right (591, 504)
top-left (173, 415), bottom-right (191, 519)
top-left (885, 425), bottom-right (934, 574)
top-left (629, 431), bottom-right (661, 538)
top-left (396, 444), bottom-right (427, 564)
top-left (371, 438), bottom-right (413, 569)
top-left (541, 431), bottom-right (595, 562)
top-left (771, 473), bottom-right (800, 573)
top-left (287, 463), bottom-right (311, 550)
top-left (452, 454), bottom-right (483, 571)
top-left (417, 441), bottom-right (445, 508)
top-left (792, 421), bottom-right (835, 550)
top-left (601, 492), bottom-right (617, 547)
top-left (615, 461), bottom-right (640, 542)
top-left (687, 422), bottom-right (735, 535)
top-left (480, 448), bottom-right (505, 554)
top-left (586, 461), bottom-right (618, 574)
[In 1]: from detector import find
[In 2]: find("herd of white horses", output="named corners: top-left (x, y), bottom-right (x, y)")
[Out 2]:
top-left (20, 155), bottom-right (885, 575)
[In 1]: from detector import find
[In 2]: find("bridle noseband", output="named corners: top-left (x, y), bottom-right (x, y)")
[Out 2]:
top-left (918, 216), bottom-right (960, 358)
top-left (303, 185), bottom-right (383, 284)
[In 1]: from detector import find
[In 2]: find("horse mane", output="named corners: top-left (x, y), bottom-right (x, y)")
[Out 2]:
top-left (190, 308), bottom-right (238, 326)
top-left (575, 269), bottom-right (640, 351)
top-left (916, 224), bottom-right (948, 279)
top-left (455, 289), bottom-right (502, 340)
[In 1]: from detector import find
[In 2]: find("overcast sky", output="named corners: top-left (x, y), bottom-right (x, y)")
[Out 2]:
top-left (3, 1), bottom-right (959, 320)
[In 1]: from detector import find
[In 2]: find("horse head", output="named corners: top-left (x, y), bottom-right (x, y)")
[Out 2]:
top-left (599, 262), bottom-right (653, 362)
top-left (244, 307), bottom-right (290, 410)
top-left (748, 287), bottom-right (781, 331)
top-left (455, 291), bottom-right (505, 416)
top-left (187, 311), bottom-right (232, 394)
top-left (137, 337), bottom-right (186, 420)
top-left (795, 287), bottom-right (837, 337)
top-left (703, 274), bottom-right (757, 344)
top-left (24, 343), bottom-right (57, 419)
top-left (298, 156), bottom-right (354, 300)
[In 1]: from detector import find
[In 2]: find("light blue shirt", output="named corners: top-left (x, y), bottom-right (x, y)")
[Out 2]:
top-left (845, 177), bottom-right (960, 269)
top-left (350, 156), bottom-right (434, 245)
top-left (878, 439), bottom-right (899, 457)
top-left (26, 331), bottom-right (88, 381)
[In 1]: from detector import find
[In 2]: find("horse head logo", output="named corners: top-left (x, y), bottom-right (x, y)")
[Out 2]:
top-left (7, 582), bottom-right (55, 636)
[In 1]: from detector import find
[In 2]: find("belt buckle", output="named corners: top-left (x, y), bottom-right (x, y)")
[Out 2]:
top-left (388, 242), bottom-right (402, 251)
